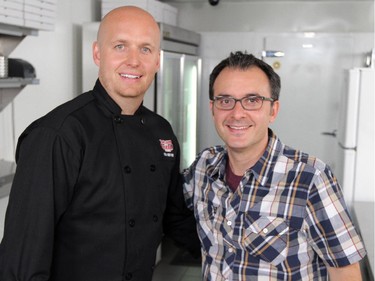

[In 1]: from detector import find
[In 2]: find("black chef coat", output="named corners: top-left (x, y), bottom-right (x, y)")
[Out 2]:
top-left (0, 80), bottom-right (198, 281)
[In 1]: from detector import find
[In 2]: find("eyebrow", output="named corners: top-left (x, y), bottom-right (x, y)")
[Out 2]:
top-left (111, 39), bottom-right (156, 48)
top-left (216, 93), bottom-right (260, 98)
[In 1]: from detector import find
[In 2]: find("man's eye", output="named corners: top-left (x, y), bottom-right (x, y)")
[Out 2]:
top-left (115, 44), bottom-right (125, 51)
top-left (141, 47), bottom-right (151, 54)
top-left (220, 98), bottom-right (232, 104)
top-left (245, 97), bottom-right (260, 104)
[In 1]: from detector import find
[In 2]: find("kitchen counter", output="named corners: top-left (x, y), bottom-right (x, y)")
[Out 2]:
top-left (353, 201), bottom-right (374, 280)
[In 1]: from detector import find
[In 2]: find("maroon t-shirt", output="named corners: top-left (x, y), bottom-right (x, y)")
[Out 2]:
top-left (225, 161), bottom-right (242, 192)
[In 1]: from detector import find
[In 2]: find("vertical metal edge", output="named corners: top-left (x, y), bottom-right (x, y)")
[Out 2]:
top-left (156, 50), bottom-right (165, 114)
top-left (196, 57), bottom-right (202, 153)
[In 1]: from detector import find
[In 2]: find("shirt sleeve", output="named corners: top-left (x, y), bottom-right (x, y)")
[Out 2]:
top-left (0, 126), bottom-right (80, 281)
top-left (304, 166), bottom-right (366, 267)
top-left (182, 164), bottom-right (196, 211)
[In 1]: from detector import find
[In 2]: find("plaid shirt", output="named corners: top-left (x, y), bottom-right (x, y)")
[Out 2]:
top-left (183, 130), bottom-right (366, 281)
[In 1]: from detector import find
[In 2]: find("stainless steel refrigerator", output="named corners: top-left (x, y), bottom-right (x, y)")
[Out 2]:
top-left (82, 22), bottom-right (201, 169)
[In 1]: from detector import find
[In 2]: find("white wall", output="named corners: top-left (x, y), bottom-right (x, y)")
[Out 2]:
top-left (170, 1), bottom-right (374, 33)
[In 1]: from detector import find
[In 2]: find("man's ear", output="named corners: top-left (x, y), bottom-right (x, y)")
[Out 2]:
top-left (92, 41), bottom-right (100, 67)
top-left (210, 100), bottom-right (215, 117)
top-left (269, 100), bottom-right (280, 124)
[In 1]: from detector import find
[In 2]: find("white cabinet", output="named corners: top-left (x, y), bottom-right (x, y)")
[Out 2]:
top-left (0, 0), bottom-right (57, 31)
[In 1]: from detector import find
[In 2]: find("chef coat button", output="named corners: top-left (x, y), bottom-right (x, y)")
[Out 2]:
top-left (125, 272), bottom-right (133, 280)
top-left (124, 166), bottom-right (131, 173)
top-left (129, 219), bottom-right (135, 227)
top-left (150, 164), bottom-right (156, 172)
top-left (114, 116), bottom-right (122, 123)
top-left (140, 117), bottom-right (145, 125)
top-left (153, 215), bottom-right (158, 222)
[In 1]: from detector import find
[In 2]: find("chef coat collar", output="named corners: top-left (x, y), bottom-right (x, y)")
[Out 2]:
top-left (92, 79), bottom-right (146, 116)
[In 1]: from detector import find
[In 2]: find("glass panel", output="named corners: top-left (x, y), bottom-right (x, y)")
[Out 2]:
top-left (181, 55), bottom-right (199, 169)
top-left (157, 52), bottom-right (200, 169)
top-left (158, 52), bottom-right (181, 131)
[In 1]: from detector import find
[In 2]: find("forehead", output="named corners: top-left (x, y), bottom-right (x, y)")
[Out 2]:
top-left (213, 67), bottom-right (271, 97)
top-left (98, 9), bottom-right (160, 47)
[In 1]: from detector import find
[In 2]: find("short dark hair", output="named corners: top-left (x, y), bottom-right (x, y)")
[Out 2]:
top-left (209, 51), bottom-right (281, 101)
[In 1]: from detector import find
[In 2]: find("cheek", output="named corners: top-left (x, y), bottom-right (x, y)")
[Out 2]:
top-left (213, 112), bottom-right (228, 129)
top-left (151, 59), bottom-right (161, 73)
top-left (143, 54), bottom-right (160, 68)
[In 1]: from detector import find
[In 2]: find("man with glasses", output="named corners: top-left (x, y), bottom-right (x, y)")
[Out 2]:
top-left (183, 51), bottom-right (366, 280)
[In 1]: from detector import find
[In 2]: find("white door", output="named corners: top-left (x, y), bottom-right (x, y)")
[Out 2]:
top-left (263, 34), bottom-right (354, 169)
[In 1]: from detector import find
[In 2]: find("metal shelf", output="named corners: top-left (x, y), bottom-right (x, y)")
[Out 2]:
top-left (0, 22), bottom-right (38, 37)
top-left (0, 77), bottom-right (39, 88)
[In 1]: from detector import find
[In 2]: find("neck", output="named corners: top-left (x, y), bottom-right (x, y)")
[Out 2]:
top-left (227, 140), bottom-right (268, 176)
top-left (227, 151), bottom-right (258, 176)
top-left (120, 101), bottom-right (142, 115)
top-left (113, 96), bottom-right (143, 115)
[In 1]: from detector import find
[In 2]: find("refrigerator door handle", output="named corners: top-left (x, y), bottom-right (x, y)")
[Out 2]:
top-left (321, 130), bottom-right (337, 137)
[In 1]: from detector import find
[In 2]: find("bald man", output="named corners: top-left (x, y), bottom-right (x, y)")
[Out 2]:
top-left (0, 6), bottom-right (198, 281)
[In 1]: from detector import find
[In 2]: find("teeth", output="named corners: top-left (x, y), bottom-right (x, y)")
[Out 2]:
top-left (228, 125), bottom-right (248, 130)
top-left (121, 74), bottom-right (141, 79)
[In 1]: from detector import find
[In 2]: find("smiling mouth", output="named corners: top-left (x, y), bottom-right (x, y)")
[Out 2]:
top-left (120, 74), bottom-right (141, 79)
top-left (227, 125), bottom-right (251, 130)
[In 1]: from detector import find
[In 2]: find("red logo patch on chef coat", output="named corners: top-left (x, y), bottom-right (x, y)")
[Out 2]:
top-left (159, 139), bottom-right (173, 152)
top-left (159, 139), bottom-right (174, 157)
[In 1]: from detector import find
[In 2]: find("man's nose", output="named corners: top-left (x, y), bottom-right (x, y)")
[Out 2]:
top-left (231, 100), bottom-right (246, 117)
top-left (125, 48), bottom-right (140, 66)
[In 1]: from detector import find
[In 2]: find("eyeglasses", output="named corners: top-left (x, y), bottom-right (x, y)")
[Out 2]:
top-left (212, 95), bottom-right (275, 111)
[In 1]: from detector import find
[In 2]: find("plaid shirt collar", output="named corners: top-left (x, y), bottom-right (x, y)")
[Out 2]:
top-left (207, 128), bottom-right (280, 187)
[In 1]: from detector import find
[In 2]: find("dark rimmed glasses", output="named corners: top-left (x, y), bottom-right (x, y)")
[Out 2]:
top-left (212, 95), bottom-right (275, 111)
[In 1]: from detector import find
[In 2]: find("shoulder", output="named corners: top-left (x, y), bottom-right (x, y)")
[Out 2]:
top-left (24, 92), bottom-right (95, 134)
top-left (187, 145), bottom-right (226, 170)
top-left (276, 142), bottom-right (341, 199)
top-left (280, 143), bottom-right (331, 175)
top-left (197, 145), bottom-right (226, 160)
top-left (16, 92), bottom-right (96, 156)
top-left (268, 131), bottom-right (331, 177)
